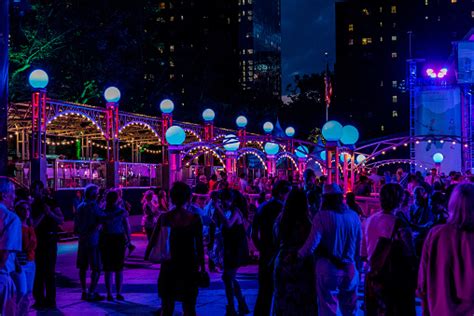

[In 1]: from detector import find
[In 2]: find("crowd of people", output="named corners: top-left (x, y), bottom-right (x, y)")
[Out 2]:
top-left (1, 165), bottom-right (474, 315)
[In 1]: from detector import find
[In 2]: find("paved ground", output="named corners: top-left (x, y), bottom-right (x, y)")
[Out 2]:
top-left (27, 233), bottom-right (419, 315)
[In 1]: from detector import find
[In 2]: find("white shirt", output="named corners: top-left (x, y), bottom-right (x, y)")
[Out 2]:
top-left (361, 211), bottom-right (396, 261)
top-left (0, 203), bottom-right (22, 274)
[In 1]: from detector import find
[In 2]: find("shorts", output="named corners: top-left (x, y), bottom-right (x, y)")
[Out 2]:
top-left (76, 241), bottom-right (101, 271)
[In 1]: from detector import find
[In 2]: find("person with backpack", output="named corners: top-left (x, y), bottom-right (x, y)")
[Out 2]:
top-left (361, 183), bottom-right (417, 316)
top-left (298, 183), bottom-right (361, 316)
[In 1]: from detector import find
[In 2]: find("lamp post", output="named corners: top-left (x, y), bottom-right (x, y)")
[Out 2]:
top-left (340, 125), bottom-right (359, 192)
top-left (160, 99), bottom-right (174, 164)
top-left (236, 116), bottom-right (248, 147)
top-left (264, 142), bottom-right (279, 177)
top-left (202, 109), bottom-right (215, 173)
top-left (322, 120), bottom-right (343, 185)
top-left (295, 145), bottom-right (309, 180)
top-left (263, 121), bottom-right (274, 142)
top-left (29, 69), bottom-right (49, 185)
top-left (104, 86), bottom-right (121, 188)
top-left (223, 134), bottom-right (240, 178)
top-left (165, 125), bottom-right (186, 189)
top-left (433, 152), bottom-right (444, 172)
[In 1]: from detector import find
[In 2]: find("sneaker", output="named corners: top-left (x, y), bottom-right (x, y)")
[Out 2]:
top-left (81, 292), bottom-right (88, 300)
top-left (88, 293), bottom-right (105, 302)
top-left (116, 294), bottom-right (125, 301)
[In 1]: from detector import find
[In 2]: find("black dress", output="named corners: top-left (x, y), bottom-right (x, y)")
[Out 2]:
top-left (222, 223), bottom-right (249, 269)
top-left (158, 212), bottom-right (203, 303)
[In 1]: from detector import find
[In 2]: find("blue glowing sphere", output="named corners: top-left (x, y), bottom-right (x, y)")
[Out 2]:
top-left (263, 122), bottom-right (274, 133)
top-left (264, 142), bottom-right (279, 155)
top-left (165, 126), bottom-right (186, 145)
top-left (356, 154), bottom-right (366, 164)
top-left (236, 116), bottom-right (248, 128)
top-left (322, 120), bottom-right (343, 142)
top-left (103, 86), bottom-right (121, 103)
top-left (223, 134), bottom-right (240, 151)
top-left (320, 151), bottom-right (327, 161)
top-left (28, 69), bottom-right (49, 89)
top-left (160, 99), bottom-right (174, 114)
top-left (285, 127), bottom-right (295, 137)
top-left (202, 108), bottom-right (215, 121)
top-left (295, 145), bottom-right (309, 158)
top-left (433, 153), bottom-right (444, 163)
top-left (339, 153), bottom-right (351, 163)
top-left (340, 125), bottom-right (359, 145)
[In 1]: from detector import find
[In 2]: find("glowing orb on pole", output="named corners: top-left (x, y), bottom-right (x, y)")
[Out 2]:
top-left (433, 153), bottom-right (444, 163)
top-left (104, 86), bottom-right (121, 103)
top-left (223, 134), bottom-right (240, 151)
top-left (160, 99), bottom-right (175, 114)
top-left (165, 126), bottom-right (186, 145)
top-left (264, 142), bottom-right (279, 155)
top-left (236, 116), bottom-right (248, 128)
top-left (340, 125), bottom-right (359, 145)
top-left (295, 145), bottom-right (309, 158)
top-left (263, 122), bottom-right (274, 134)
top-left (202, 109), bottom-right (215, 121)
top-left (322, 120), bottom-right (343, 141)
top-left (28, 69), bottom-right (49, 89)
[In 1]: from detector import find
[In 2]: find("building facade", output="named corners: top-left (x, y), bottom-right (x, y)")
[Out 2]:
top-left (335, 0), bottom-right (474, 139)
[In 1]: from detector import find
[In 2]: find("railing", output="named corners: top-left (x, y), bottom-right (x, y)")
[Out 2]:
top-left (118, 162), bottom-right (162, 188)
top-left (51, 159), bottom-right (107, 190)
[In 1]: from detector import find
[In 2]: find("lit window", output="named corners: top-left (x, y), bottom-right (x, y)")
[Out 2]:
top-left (391, 52), bottom-right (398, 58)
top-left (380, 81), bottom-right (384, 87)
top-left (425, 0), bottom-right (429, 5)
top-left (472, 11), bottom-right (474, 18)
top-left (362, 37), bottom-right (372, 45)
top-left (348, 24), bottom-right (354, 31)
top-left (348, 39), bottom-right (354, 45)
top-left (381, 125), bottom-right (385, 131)
top-left (170, 16), bottom-right (175, 22)
top-left (392, 111), bottom-right (398, 117)
top-left (170, 45), bottom-right (175, 52)
top-left (392, 95), bottom-right (398, 103)
top-left (391, 6), bottom-right (397, 13)
top-left (392, 35), bottom-right (397, 41)
top-left (379, 6), bottom-right (383, 13)
top-left (392, 80), bottom-right (398, 88)
top-left (379, 21), bottom-right (383, 27)
top-left (247, 49), bottom-right (254, 54)
top-left (380, 36), bottom-right (383, 42)
top-left (169, 74), bottom-right (175, 79)
top-left (159, 2), bottom-right (166, 9)
top-left (170, 61), bottom-right (175, 67)
top-left (451, 0), bottom-right (457, 3)
top-left (362, 8), bottom-right (369, 15)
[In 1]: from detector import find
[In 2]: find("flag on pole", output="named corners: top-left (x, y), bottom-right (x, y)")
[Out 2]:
top-left (324, 63), bottom-right (332, 108)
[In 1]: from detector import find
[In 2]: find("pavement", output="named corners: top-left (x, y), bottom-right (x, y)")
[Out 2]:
top-left (26, 233), bottom-right (420, 316)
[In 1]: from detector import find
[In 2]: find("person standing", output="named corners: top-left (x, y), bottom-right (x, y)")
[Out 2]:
top-left (272, 189), bottom-right (317, 315)
top-left (30, 181), bottom-right (64, 310)
top-left (418, 183), bottom-right (474, 315)
top-left (74, 184), bottom-right (105, 302)
top-left (0, 178), bottom-right (22, 315)
top-left (141, 190), bottom-right (159, 241)
top-left (213, 189), bottom-right (250, 315)
top-left (362, 183), bottom-right (417, 316)
top-left (100, 190), bottom-right (130, 301)
top-left (145, 182), bottom-right (206, 316)
top-left (11, 200), bottom-right (36, 316)
top-left (251, 180), bottom-right (291, 316)
top-left (298, 184), bottom-right (361, 316)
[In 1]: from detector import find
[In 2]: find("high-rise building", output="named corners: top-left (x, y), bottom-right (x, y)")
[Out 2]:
top-left (335, 0), bottom-right (473, 139)
top-left (143, 0), bottom-right (281, 121)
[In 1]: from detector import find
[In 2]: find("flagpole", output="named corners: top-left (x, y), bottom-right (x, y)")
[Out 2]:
top-left (324, 52), bottom-right (330, 122)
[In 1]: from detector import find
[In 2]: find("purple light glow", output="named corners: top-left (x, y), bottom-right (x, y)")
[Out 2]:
top-left (425, 67), bottom-right (448, 79)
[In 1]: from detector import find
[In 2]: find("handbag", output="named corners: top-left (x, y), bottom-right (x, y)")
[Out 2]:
top-left (148, 225), bottom-right (171, 263)
top-left (197, 271), bottom-right (210, 288)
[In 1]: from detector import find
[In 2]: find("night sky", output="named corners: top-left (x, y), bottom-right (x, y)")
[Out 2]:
top-left (281, 0), bottom-right (335, 93)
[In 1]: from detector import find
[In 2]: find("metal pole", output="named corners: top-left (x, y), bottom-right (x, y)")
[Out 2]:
top-left (0, 0), bottom-right (8, 176)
